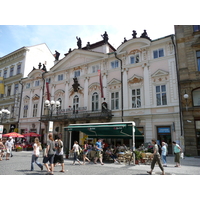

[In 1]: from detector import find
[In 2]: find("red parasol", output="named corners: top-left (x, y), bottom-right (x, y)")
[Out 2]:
top-left (2, 132), bottom-right (24, 138)
top-left (23, 132), bottom-right (41, 137)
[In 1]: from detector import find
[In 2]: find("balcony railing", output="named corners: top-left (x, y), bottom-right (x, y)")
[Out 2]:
top-left (40, 109), bottom-right (113, 122)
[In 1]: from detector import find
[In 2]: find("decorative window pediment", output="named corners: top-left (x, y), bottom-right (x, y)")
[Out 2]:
top-left (32, 94), bottom-right (40, 101)
top-left (108, 78), bottom-right (121, 86)
top-left (151, 69), bottom-right (169, 77)
top-left (128, 74), bottom-right (143, 84)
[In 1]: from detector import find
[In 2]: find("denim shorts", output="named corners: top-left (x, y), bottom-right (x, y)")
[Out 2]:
top-left (43, 154), bottom-right (55, 164)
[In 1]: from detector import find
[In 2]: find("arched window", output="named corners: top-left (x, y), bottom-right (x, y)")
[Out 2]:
top-left (193, 88), bottom-right (200, 106)
top-left (92, 92), bottom-right (99, 111)
top-left (73, 95), bottom-right (79, 113)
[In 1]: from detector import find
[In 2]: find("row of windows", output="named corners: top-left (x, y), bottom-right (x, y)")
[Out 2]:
top-left (0, 64), bottom-right (21, 78)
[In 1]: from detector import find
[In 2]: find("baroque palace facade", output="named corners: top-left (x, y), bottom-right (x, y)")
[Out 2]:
top-left (18, 30), bottom-right (181, 154)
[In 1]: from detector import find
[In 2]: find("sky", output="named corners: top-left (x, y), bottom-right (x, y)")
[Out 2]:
top-left (0, 25), bottom-right (175, 59)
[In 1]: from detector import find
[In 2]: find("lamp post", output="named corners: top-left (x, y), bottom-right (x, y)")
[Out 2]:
top-left (183, 92), bottom-right (189, 111)
top-left (0, 109), bottom-right (10, 123)
top-left (44, 100), bottom-right (60, 133)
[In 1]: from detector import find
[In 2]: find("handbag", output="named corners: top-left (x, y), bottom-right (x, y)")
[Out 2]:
top-left (180, 152), bottom-right (184, 159)
top-left (39, 145), bottom-right (42, 152)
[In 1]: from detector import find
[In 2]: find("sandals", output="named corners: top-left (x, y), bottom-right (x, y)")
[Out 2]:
top-left (60, 170), bottom-right (65, 173)
top-left (147, 171), bottom-right (152, 175)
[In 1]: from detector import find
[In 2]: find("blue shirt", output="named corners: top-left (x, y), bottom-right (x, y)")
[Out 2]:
top-left (95, 141), bottom-right (102, 151)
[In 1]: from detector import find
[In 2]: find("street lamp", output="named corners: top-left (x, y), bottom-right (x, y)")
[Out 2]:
top-left (183, 92), bottom-right (189, 111)
top-left (0, 109), bottom-right (10, 123)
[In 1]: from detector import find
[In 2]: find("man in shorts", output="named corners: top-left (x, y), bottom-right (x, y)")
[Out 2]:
top-left (94, 138), bottom-right (104, 165)
top-left (54, 136), bottom-right (65, 172)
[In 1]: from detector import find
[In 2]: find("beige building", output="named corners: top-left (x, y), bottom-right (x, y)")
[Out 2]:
top-left (0, 44), bottom-right (54, 135)
top-left (20, 31), bottom-right (181, 154)
top-left (175, 25), bottom-right (200, 156)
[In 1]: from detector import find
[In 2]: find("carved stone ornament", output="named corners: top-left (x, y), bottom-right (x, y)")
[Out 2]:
top-left (128, 49), bottom-right (142, 55)
top-left (128, 75), bottom-right (143, 84)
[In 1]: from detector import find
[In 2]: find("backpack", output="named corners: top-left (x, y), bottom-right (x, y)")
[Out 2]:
top-left (55, 140), bottom-right (63, 153)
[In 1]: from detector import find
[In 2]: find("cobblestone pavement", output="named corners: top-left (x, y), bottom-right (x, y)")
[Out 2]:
top-left (0, 151), bottom-right (199, 175)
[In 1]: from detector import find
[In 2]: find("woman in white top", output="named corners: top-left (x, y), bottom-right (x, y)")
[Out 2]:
top-left (72, 141), bottom-right (82, 165)
top-left (31, 137), bottom-right (43, 171)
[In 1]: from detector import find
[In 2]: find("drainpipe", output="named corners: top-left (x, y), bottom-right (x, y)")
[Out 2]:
top-left (18, 80), bottom-right (24, 130)
top-left (39, 71), bottom-right (47, 142)
top-left (114, 52), bottom-right (124, 122)
top-left (171, 35), bottom-right (184, 138)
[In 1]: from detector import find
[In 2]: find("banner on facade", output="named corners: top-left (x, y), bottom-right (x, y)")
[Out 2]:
top-left (48, 121), bottom-right (53, 132)
top-left (98, 70), bottom-right (104, 98)
top-left (0, 77), bottom-right (5, 94)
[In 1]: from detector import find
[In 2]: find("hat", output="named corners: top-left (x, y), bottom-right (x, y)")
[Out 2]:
top-left (9, 137), bottom-right (12, 139)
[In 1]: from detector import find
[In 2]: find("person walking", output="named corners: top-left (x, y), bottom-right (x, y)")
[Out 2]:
top-left (0, 138), bottom-right (5, 161)
top-left (43, 134), bottom-right (56, 175)
top-left (54, 136), bottom-right (65, 172)
top-left (161, 142), bottom-right (167, 167)
top-left (31, 137), bottom-right (43, 171)
top-left (94, 138), bottom-right (104, 165)
top-left (172, 141), bottom-right (182, 167)
top-left (5, 137), bottom-right (14, 160)
top-left (147, 139), bottom-right (165, 175)
top-left (82, 140), bottom-right (90, 165)
top-left (72, 141), bottom-right (82, 165)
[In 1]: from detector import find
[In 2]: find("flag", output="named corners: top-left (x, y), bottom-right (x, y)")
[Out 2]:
top-left (46, 81), bottom-right (50, 100)
top-left (0, 77), bottom-right (5, 94)
top-left (98, 70), bottom-right (104, 98)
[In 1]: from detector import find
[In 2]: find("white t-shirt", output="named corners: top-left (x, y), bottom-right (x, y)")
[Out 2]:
top-left (73, 144), bottom-right (80, 152)
top-left (32, 143), bottom-right (40, 156)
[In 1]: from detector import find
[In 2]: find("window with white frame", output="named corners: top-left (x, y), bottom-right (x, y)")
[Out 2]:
top-left (130, 54), bottom-right (139, 64)
top-left (153, 48), bottom-right (164, 59)
top-left (3, 69), bottom-right (7, 78)
top-left (35, 80), bottom-right (40, 87)
top-left (111, 92), bottom-right (119, 110)
top-left (58, 74), bottom-right (63, 81)
top-left (17, 64), bottom-right (21, 74)
top-left (23, 105), bottom-right (28, 117)
top-left (26, 83), bottom-right (30, 89)
top-left (111, 60), bottom-right (119, 69)
top-left (33, 104), bottom-right (38, 117)
top-left (46, 78), bottom-right (51, 84)
top-left (10, 67), bottom-right (14, 77)
top-left (92, 92), bottom-right (99, 111)
top-left (74, 70), bottom-right (80, 77)
top-left (132, 89), bottom-right (141, 108)
top-left (7, 85), bottom-right (11, 96)
top-left (156, 85), bottom-right (167, 106)
top-left (193, 88), bottom-right (200, 106)
top-left (14, 83), bottom-right (18, 94)
top-left (92, 65), bottom-right (100, 73)
top-left (73, 95), bottom-right (79, 113)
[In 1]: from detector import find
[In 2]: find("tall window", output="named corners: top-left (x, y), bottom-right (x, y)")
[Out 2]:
top-left (74, 70), bottom-right (80, 77)
top-left (58, 98), bottom-right (62, 109)
top-left (153, 48), bottom-right (164, 59)
top-left (111, 92), bottom-right (119, 110)
top-left (17, 64), bottom-right (21, 74)
top-left (7, 85), bottom-right (11, 96)
top-left (193, 25), bottom-right (200, 32)
top-left (111, 60), bottom-right (119, 69)
top-left (3, 69), bottom-right (7, 78)
top-left (92, 65), bottom-right (100, 73)
top-left (10, 67), bottom-right (14, 77)
top-left (14, 84), bottom-right (18, 94)
top-left (73, 95), bottom-right (79, 113)
top-left (35, 80), bottom-right (40, 86)
top-left (58, 74), bottom-right (63, 81)
top-left (130, 54), bottom-right (139, 64)
top-left (92, 92), bottom-right (99, 111)
top-left (193, 88), bottom-right (200, 106)
top-left (196, 51), bottom-right (200, 71)
top-left (132, 89), bottom-right (141, 108)
top-left (23, 105), bottom-right (28, 117)
top-left (33, 104), bottom-right (38, 117)
top-left (156, 85), bottom-right (167, 106)
top-left (26, 83), bottom-right (30, 89)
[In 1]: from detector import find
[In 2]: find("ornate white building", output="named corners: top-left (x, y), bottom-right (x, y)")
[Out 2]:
top-left (19, 32), bottom-right (181, 153)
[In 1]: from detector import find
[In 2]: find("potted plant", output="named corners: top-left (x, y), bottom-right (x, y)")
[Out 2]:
top-left (16, 146), bottom-right (23, 152)
top-left (134, 150), bottom-right (142, 164)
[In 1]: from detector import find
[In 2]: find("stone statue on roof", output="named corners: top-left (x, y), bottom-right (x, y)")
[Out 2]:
top-left (101, 31), bottom-right (109, 44)
top-left (140, 30), bottom-right (151, 40)
top-left (55, 50), bottom-right (60, 61)
top-left (132, 30), bottom-right (137, 38)
top-left (76, 36), bottom-right (82, 49)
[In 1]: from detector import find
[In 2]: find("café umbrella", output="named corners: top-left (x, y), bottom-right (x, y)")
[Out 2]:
top-left (23, 132), bottom-right (41, 137)
top-left (2, 132), bottom-right (24, 138)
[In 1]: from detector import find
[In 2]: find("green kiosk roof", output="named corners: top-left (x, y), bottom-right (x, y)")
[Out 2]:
top-left (64, 121), bottom-right (143, 139)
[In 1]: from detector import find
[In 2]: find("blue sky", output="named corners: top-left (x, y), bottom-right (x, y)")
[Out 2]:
top-left (0, 25), bottom-right (175, 59)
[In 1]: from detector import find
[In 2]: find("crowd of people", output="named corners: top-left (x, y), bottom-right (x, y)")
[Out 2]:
top-left (0, 135), bottom-right (183, 175)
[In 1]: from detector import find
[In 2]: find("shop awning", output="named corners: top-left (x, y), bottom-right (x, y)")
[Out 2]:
top-left (64, 121), bottom-right (143, 139)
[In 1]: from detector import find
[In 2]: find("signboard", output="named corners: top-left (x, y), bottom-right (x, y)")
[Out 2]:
top-left (0, 125), bottom-right (3, 134)
top-left (48, 121), bottom-right (54, 132)
top-left (158, 127), bottom-right (171, 134)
